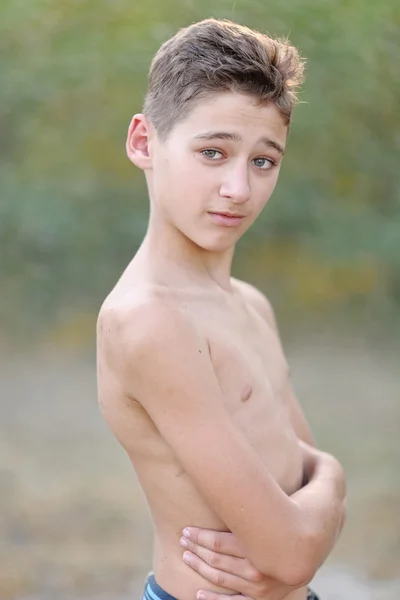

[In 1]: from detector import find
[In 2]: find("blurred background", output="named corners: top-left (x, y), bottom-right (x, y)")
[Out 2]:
top-left (1, 1), bottom-right (399, 599)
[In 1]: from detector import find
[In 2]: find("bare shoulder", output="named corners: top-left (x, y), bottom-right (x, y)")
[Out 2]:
top-left (97, 287), bottom-right (206, 382)
top-left (232, 277), bottom-right (277, 330)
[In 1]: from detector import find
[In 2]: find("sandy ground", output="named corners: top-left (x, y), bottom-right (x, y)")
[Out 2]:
top-left (1, 333), bottom-right (399, 599)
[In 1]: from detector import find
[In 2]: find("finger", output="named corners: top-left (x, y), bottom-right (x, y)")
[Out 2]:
top-left (183, 550), bottom-right (253, 596)
top-left (183, 527), bottom-right (246, 558)
top-left (180, 538), bottom-right (260, 583)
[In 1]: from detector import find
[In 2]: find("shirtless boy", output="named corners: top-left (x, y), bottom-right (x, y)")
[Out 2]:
top-left (97, 18), bottom-right (346, 600)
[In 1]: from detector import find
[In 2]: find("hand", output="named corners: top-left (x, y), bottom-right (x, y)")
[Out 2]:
top-left (180, 527), bottom-right (301, 600)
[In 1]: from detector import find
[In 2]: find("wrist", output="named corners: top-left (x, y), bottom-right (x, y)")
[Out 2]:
top-left (316, 452), bottom-right (347, 500)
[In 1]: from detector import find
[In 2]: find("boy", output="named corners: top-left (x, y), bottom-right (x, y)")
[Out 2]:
top-left (97, 18), bottom-right (346, 600)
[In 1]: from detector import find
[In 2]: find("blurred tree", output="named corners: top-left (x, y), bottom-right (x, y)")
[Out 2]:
top-left (1, 0), bottom-right (399, 342)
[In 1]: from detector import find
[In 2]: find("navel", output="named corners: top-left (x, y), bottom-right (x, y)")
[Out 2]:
top-left (240, 384), bottom-right (253, 403)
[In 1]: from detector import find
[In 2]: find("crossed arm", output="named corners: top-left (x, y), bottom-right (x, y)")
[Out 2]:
top-left (178, 330), bottom-right (346, 599)
top-left (112, 298), bottom-right (346, 594)
top-left (179, 349), bottom-right (347, 599)
top-left (180, 439), bottom-right (346, 600)
top-left (179, 443), bottom-right (346, 600)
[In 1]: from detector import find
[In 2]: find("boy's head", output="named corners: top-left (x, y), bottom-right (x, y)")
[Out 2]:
top-left (144, 18), bottom-right (305, 141)
top-left (127, 19), bottom-right (305, 252)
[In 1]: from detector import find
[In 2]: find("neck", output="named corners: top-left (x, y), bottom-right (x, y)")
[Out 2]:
top-left (138, 213), bottom-right (235, 292)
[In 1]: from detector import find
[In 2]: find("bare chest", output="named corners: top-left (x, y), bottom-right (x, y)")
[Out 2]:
top-left (192, 303), bottom-right (302, 488)
top-left (197, 297), bottom-right (287, 398)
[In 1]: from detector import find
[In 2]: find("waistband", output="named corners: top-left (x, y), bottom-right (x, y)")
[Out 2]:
top-left (142, 572), bottom-right (320, 600)
top-left (142, 573), bottom-right (177, 600)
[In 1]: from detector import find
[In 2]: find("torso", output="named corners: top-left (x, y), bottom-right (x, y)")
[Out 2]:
top-left (97, 262), bottom-right (308, 600)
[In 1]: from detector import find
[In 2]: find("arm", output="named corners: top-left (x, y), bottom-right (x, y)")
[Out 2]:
top-left (295, 441), bottom-right (347, 538)
top-left (292, 442), bottom-right (346, 567)
top-left (259, 292), bottom-right (347, 538)
top-left (179, 448), bottom-right (345, 599)
top-left (110, 300), bottom-right (342, 586)
top-left (241, 281), bottom-right (346, 530)
top-left (285, 381), bottom-right (347, 545)
top-left (179, 444), bottom-right (345, 599)
top-left (180, 285), bottom-right (346, 595)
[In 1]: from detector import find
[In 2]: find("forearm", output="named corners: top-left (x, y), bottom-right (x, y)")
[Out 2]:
top-left (180, 448), bottom-right (346, 589)
top-left (291, 446), bottom-right (347, 578)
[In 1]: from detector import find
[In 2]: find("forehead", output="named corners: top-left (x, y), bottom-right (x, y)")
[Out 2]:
top-left (172, 91), bottom-right (288, 147)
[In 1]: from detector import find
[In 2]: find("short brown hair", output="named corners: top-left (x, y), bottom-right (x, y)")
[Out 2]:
top-left (143, 18), bottom-right (305, 140)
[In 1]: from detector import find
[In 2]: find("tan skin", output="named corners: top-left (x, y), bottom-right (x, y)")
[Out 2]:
top-left (97, 92), bottom-right (346, 600)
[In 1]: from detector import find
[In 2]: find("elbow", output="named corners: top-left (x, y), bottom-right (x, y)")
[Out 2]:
top-left (255, 554), bottom-right (315, 588)
top-left (275, 528), bottom-right (319, 587)
top-left (279, 562), bottom-right (316, 588)
top-left (249, 510), bottom-right (322, 586)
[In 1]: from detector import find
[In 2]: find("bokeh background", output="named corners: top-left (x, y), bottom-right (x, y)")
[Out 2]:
top-left (1, 1), bottom-right (399, 599)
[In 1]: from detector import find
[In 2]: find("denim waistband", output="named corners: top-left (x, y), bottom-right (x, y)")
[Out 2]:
top-left (142, 572), bottom-right (320, 600)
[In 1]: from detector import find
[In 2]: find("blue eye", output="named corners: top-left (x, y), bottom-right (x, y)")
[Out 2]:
top-left (201, 149), bottom-right (223, 160)
top-left (253, 157), bottom-right (275, 170)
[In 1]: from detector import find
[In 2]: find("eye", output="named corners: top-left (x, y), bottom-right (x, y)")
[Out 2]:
top-left (253, 157), bottom-right (275, 170)
top-left (201, 149), bottom-right (223, 160)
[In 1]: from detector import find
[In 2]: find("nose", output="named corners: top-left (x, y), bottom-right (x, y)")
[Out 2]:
top-left (219, 164), bottom-right (251, 204)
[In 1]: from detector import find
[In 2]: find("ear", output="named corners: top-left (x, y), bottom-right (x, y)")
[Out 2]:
top-left (126, 113), bottom-right (153, 170)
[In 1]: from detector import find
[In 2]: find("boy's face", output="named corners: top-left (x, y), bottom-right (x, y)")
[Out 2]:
top-left (143, 92), bottom-right (288, 251)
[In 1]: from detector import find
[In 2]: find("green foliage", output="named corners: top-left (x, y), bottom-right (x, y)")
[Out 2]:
top-left (1, 0), bottom-right (399, 340)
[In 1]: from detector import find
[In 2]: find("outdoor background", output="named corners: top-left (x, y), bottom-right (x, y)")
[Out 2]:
top-left (1, 1), bottom-right (399, 599)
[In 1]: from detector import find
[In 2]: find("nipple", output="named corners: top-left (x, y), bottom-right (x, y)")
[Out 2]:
top-left (240, 384), bottom-right (253, 403)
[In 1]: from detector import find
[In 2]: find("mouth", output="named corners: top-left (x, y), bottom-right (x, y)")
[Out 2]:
top-left (207, 211), bottom-right (246, 227)
top-left (209, 211), bottom-right (246, 218)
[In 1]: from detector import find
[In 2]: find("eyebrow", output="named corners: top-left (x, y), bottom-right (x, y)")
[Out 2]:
top-left (193, 131), bottom-right (285, 155)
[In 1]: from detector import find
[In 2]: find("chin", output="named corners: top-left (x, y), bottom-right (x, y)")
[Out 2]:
top-left (191, 233), bottom-right (239, 253)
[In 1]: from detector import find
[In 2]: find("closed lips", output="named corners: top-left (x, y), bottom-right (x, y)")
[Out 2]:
top-left (209, 211), bottom-right (245, 217)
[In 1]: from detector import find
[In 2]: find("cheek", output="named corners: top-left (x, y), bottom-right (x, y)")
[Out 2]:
top-left (163, 153), bottom-right (197, 186)
top-left (252, 172), bottom-right (281, 211)
top-left (153, 157), bottom-right (184, 200)
top-left (154, 160), bottom-right (202, 217)
top-left (173, 157), bottom-right (215, 199)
